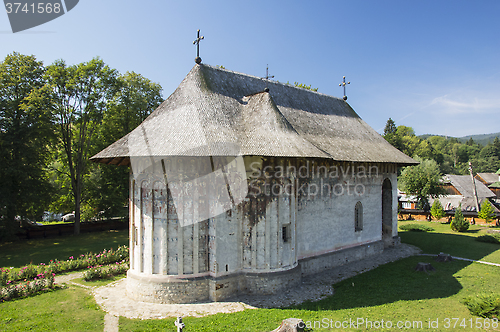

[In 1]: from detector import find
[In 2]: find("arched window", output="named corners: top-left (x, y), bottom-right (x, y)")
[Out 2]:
top-left (355, 201), bottom-right (363, 232)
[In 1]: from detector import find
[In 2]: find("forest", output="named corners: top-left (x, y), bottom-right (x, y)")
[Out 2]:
top-left (383, 118), bottom-right (500, 175)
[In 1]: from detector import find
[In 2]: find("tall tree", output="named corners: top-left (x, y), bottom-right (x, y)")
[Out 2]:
top-left (398, 157), bottom-right (446, 209)
top-left (0, 52), bottom-right (53, 239)
top-left (87, 72), bottom-right (163, 219)
top-left (383, 118), bottom-right (397, 136)
top-left (44, 58), bottom-right (118, 234)
top-left (383, 118), bottom-right (403, 151)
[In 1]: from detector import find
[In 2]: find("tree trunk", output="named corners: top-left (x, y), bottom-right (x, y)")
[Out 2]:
top-left (74, 188), bottom-right (81, 235)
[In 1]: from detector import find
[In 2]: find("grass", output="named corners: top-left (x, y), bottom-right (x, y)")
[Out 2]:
top-left (72, 274), bottom-right (127, 287)
top-left (0, 229), bottom-right (128, 268)
top-left (2, 221), bottom-right (500, 331)
top-left (39, 220), bottom-right (69, 226)
top-left (0, 287), bottom-right (104, 331)
top-left (118, 257), bottom-right (500, 331)
top-left (398, 220), bottom-right (500, 264)
top-left (399, 223), bottom-right (435, 232)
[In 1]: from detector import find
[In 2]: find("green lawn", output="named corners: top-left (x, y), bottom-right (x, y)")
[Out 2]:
top-left (1, 222), bottom-right (499, 331)
top-left (0, 229), bottom-right (128, 268)
top-left (0, 287), bottom-right (104, 331)
top-left (398, 220), bottom-right (500, 264)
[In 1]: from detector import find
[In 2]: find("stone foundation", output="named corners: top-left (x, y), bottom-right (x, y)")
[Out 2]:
top-left (126, 241), bottom-right (391, 303)
top-left (127, 265), bottom-right (301, 304)
top-left (126, 270), bottom-right (210, 304)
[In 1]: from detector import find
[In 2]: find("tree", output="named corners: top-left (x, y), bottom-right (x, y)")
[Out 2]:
top-left (383, 118), bottom-right (403, 151)
top-left (383, 118), bottom-right (397, 136)
top-left (43, 58), bottom-right (118, 234)
top-left (396, 125), bottom-right (415, 137)
top-left (478, 200), bottom-right (495, 224)
top-left (398, 158), bottom-right (446, 209)
top-left (430, 199), bottom-right (446, 221)
top-left (0, 52), bottom-right (54, 239)
top-left (87, 71), bottom-right (163, 219)
top-left (479, 144), bottom-right (499, 160)
top-left (451, 203), bottom-right (469, 232)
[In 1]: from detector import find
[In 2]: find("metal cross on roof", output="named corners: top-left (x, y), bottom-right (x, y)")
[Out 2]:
top-left (264, 64), bottom-right (274, 80)
top-left (262, 64), bottom-right (274, 91)
top-left (339, 76), bottom-right (350, 101)
top-left (193, 29), bottom-right (204, 64)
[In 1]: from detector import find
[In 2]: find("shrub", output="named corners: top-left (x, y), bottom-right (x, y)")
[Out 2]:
top-left (18, 264), bottom-right (38, 280)
top-left (478, 200), bottom-right (496, 224)
top-left (399, 224), bottom-right (435, 232)
top-left (463, 293), bottom-right (500, 318)
top-left (430, 200), bottom-right (446, 220)
top-left (476, 234), bottom-right (500, 244)
top-left (451, 203), bottom-right (469, 232)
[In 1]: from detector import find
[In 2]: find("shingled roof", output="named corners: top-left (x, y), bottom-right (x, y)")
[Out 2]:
top-left (476, 172), bottom-right (500, 185)
top-left (91, 64), bottom-right (417, 166)
top-left (443, 174), bottom-right (495, 198)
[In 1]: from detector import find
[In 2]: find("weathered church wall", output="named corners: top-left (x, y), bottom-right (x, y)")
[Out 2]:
top-left (127, 156), bottom-right (399, 303)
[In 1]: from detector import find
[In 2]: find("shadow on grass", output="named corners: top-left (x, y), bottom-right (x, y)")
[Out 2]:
top-left (291, 255), bottom-right (469, 311)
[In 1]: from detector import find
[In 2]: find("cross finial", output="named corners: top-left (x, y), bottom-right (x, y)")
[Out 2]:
top-left (193, 29), bottom-right (204, 64)
top-left (339, 76), bottom-right (350, 101)
top-left (262, 64), bottom-right (274, 91)
top-left (264, 64), bottom-right (274, 80)
top-left (175, 317), bottom-right (185, 332)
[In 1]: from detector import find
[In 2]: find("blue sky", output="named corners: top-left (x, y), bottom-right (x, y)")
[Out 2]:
top-left (1, 0), bottom-right (499, 137)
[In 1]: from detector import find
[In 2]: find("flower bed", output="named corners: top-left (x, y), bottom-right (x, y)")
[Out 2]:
top-left (0, 245), bottom-right (129, 301)
top-left (0, 245), bottom-right (129, 286)
top-left (83, 261), bottom-right (129, 281)
top-left (0, 270), bottom-right (55, 302)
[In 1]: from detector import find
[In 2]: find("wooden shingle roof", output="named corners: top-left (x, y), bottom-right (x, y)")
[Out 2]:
top-left (91, 64), bottom-right (418, 166)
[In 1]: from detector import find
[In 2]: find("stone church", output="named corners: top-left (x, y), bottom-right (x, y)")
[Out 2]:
top-left (91, 63), bottom-right (417, 303)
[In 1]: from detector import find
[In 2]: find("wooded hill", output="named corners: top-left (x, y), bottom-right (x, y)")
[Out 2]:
top-left (419, 132), bottom-right (500, 146)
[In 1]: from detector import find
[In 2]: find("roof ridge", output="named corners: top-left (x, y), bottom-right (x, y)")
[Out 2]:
top-left (201, 63), bottom-right (345, 101)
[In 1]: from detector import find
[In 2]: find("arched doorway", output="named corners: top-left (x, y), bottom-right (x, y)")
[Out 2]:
top-left (382, 178), bottom-right (393, 247)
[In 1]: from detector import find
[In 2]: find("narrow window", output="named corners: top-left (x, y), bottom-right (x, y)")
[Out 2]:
top-left (282, 224), bottom-right (290, 242)
top-left (355, 201), bottom-right (363, 232)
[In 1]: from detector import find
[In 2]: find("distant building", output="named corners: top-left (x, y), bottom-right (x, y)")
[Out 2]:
top-left (475, 170), bottom-right (500, 200)
top-left (433, 174), bottom-right (496, 212)
top-left (399, 174), bottom-right (500, 222)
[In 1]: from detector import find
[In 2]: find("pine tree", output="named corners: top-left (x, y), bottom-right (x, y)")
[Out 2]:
top-left (451, 203), bottom-right (469, 232)
top-left (384, 118), bottom-right (397, 136)
top-left (430, 199), bottom-right (446, 221)
top-left (478, 200), bottom-right (495, 224)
